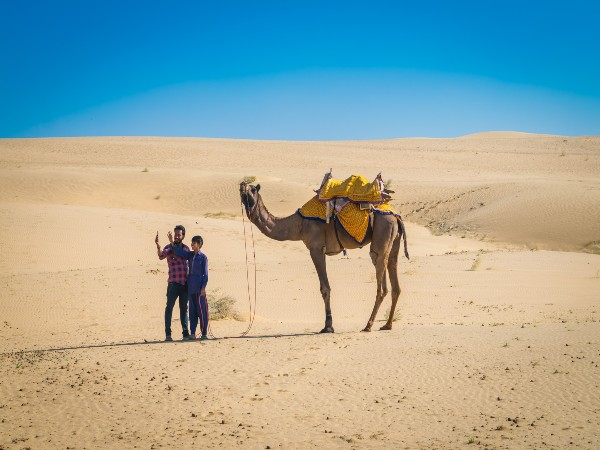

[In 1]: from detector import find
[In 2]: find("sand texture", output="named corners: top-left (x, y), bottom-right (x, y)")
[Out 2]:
top-left (0, 134), bottom-right (599, 449)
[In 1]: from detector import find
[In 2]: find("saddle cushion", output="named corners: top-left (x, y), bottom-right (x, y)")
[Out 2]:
top-left (318, 174), bottom-right (384, 203)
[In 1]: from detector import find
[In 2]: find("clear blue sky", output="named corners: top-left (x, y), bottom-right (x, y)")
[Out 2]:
top-left (1, 0), bottom-right (599, 139)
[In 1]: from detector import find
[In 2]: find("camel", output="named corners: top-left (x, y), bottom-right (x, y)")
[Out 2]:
top-left (239, 180), bottom-right (409, 333)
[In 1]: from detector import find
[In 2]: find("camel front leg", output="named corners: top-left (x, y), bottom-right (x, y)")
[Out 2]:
top-left (363, 250), bottom-right (389, 332)
top-left (309, 247), bottom-right (334, 333)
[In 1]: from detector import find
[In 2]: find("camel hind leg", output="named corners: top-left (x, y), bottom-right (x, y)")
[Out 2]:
top-left (362, 249), bottom-right (390, 332)
top-left (362, 214), bottom-right (396, 332)
top-left (380, 234), bottom-right (401, 330)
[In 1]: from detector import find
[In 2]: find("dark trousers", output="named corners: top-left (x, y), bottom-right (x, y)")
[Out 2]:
top-left (189, 292), bottom-right (209, 337)
top-left (165, 282), bottom-right (189, 337)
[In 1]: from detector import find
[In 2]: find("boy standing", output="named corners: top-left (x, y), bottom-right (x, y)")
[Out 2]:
top-left (168, 232), bottom-right (209, 340)
top-left (156, 225), bottom-right (190, 341)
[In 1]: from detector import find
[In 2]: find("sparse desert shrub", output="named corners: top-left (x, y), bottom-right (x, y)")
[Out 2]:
top-left (469, 257), bottom-right (482, 271)
top-left (204, 211), bottom-right (235, 219)
top-left (242, 175), bottom-right (257, 184)
top-left (142, 167), bottom-right (149, 172)
top-left (583, 240), bottom-right (600, 255)
top-left (207, 290), bottom-right (242, 321)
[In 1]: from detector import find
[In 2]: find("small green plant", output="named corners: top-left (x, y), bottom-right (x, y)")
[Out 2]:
top-left (142, 167), bottom-right (149, 172)
top-left (583, 241), bottom-right (600, 255)
top-left (208, 290), bottom-right (242, 321)
top-left (467, 436), bottom-right (475, 444)
top-left (242, 175), bottom-right (257, 184)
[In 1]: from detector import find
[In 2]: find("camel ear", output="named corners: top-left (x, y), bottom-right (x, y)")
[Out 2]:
top-left (256, 184), bottom-right (261, 192)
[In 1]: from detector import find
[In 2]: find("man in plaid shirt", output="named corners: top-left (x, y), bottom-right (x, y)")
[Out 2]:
top-left (155, 225), bottom-right (190, 341)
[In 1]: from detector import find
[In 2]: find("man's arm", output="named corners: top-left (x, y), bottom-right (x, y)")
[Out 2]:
top-left (155, 232), bottom-right (166, 259)
top-left (167, 231), bottom-right (191, 259)
top-left (200, 254), bottom-right (209, 296)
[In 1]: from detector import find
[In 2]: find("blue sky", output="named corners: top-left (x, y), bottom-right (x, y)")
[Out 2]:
top-left (1, 0), bottom-right (599, 139)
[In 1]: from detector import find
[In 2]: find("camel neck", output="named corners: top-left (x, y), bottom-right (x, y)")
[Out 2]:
top-left (250, 196), bottom-right (303, 241)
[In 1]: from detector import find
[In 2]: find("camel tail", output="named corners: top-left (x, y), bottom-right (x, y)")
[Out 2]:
top-left (396, 215), bottom-right (409, 259)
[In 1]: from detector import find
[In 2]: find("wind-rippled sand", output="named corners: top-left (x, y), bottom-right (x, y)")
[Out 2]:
top-left (1, 134), bottom-right (599, 448)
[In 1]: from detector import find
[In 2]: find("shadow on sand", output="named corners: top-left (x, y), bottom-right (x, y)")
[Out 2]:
top-left (3, 330), bottom-right (360, 355)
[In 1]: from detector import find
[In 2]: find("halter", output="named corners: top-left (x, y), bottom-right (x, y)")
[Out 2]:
top-left (240, 184), bottom-right (261, 219)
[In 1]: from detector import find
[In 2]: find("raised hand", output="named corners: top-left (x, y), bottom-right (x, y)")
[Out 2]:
top-left (167, 230), bottom-right (174, 244)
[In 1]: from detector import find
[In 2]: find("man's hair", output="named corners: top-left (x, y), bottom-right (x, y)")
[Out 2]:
top-left (174, 225), bottom-right (185, 236)
top-left (191, 235), bottom-right (203, 246)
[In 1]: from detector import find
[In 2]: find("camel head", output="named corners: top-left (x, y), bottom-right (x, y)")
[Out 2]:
top-left (239, 181), bottom-right (261, 217)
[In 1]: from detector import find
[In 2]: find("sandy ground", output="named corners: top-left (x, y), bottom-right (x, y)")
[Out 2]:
top-left (0, 134), bottom-right (599, 449)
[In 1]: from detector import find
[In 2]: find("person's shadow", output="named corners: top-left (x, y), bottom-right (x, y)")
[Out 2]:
top-left (4, 330), bottom-right (355, 355)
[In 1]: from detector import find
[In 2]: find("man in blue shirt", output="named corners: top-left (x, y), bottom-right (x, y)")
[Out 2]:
top-left (168, 231), bottom-right (209, 340)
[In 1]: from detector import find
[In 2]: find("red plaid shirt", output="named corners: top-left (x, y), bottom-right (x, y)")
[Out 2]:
top-left (160, 243), bottom-right (189, 285)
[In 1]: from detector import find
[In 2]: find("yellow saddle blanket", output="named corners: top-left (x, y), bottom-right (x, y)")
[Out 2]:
top-left (298, 196), bottom-right (398, 244)
top-left (318, 174), bottom-right (384, 203)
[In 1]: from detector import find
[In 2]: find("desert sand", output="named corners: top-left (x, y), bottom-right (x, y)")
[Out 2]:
top-left (0, 134), bottom-right (599, 449)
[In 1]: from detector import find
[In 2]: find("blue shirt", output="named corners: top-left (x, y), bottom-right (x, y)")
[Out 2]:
top-left (171, 247), bottom-right (208, 295)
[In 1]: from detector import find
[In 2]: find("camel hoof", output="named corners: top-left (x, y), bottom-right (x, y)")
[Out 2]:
top-left (361, 327), bottom-right (372, 332)
top-left (320, 327), bottom-right (335, 333)
top-left (380, 324), bottom-right (392, 331)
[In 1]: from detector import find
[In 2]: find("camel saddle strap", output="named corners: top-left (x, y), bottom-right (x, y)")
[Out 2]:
top-left (331, 200), bottom-right (347, 255)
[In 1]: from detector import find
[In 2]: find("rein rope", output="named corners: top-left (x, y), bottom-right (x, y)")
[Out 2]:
top-left (238, 197), bottom-right (257, 337)
top-left (207, 195), bottom-right (257, 339)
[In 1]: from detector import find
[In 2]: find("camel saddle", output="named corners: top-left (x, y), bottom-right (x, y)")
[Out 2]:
top-left (317, 173), bottom-right (387, 204)
top-left (297, 172), bottom-right (400, 245)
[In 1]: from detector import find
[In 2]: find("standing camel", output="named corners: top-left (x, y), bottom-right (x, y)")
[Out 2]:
top-left (239, 181), bottom-right (409, 333)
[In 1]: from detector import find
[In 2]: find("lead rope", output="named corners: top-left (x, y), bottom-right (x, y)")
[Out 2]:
top-left (206, 200), bottom-right (257, 339)
top-left (238, 199), bottom-right (257, 337)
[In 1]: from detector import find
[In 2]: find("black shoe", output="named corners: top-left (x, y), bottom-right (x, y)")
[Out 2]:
top-left (165, 336), bottom-right (173, 342)
top-left (200, 335), bottom-right (208, 341)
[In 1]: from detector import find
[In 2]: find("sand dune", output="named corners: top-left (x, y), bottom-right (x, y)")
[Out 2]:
top-left (0, 134), bottom-right (599, 449)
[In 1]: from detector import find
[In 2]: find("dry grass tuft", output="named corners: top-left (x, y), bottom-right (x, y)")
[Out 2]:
top-left (208, 290), bottom-right (242, 321)
top-left (469, 257), bottom-right (482, 271)
top-left (384, 307), bottom-right (400, 323)
top-left (583, 241), bottom-right (600, 255)
top-left (204, 211), bottom-right (236, 219)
